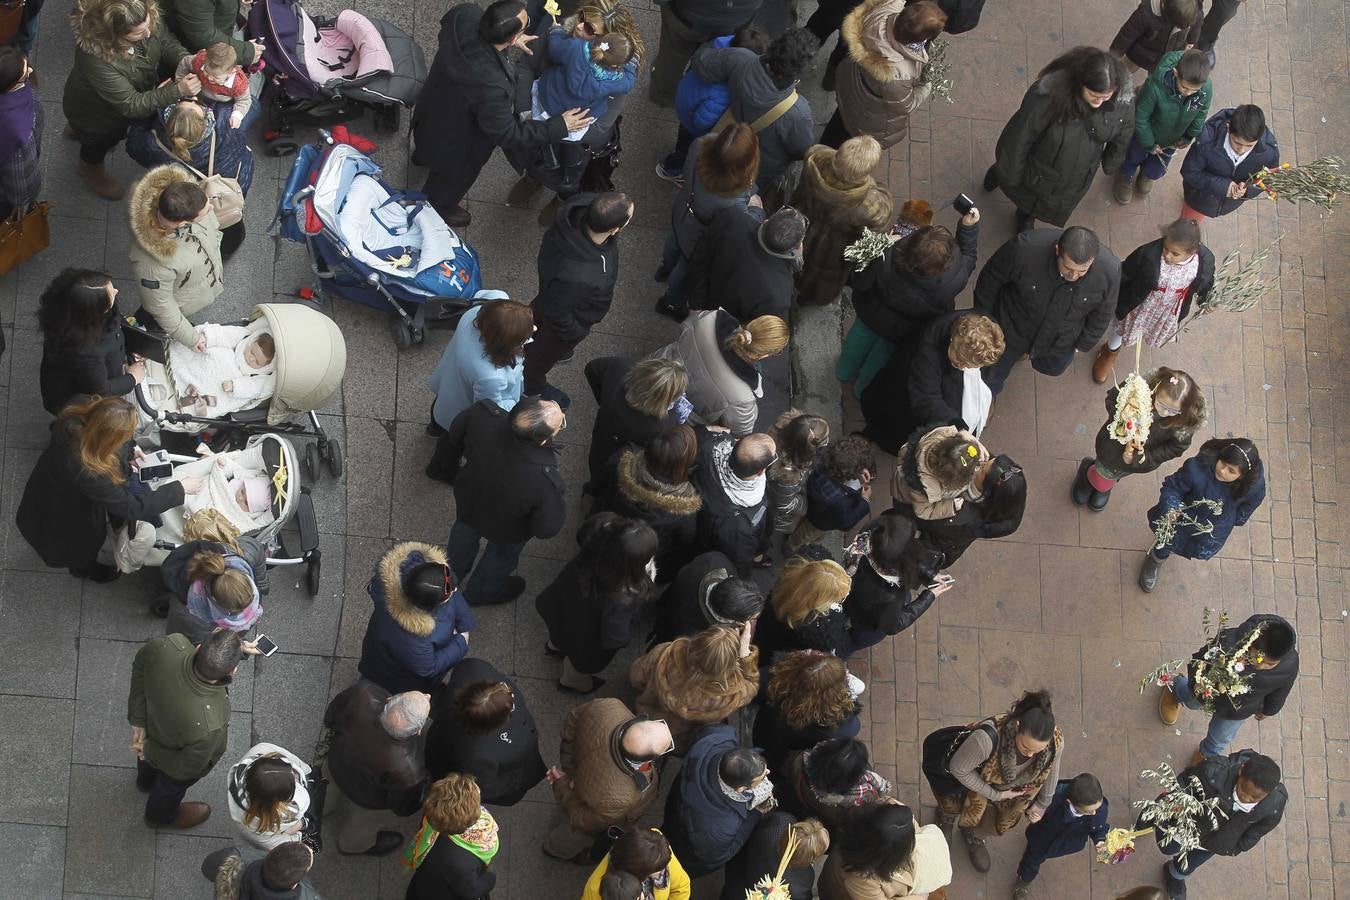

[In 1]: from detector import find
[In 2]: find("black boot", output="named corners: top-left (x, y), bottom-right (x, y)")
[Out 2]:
top-left (1071, 457), bottom-right (1093, 506)
top-left (1015, 209), bottom-right (1034, 234)
top-left (1089, 484), bottom-right (1112, 511)
top-left (983, 165), bottom-right (999, 191)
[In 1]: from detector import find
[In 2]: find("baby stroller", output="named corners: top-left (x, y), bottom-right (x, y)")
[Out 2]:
top-left (150, 434), bottom-right (324, 595)
top-left (248, 0), bottom-right (426, 156)
top-left (274, 138), bottom-right (483, 349)
top-left (130, 303), bottom-right (347, 485)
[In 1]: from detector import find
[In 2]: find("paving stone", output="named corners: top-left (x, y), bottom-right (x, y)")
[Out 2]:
top-left (0, 822), bottom-right (67, 899)
top-left (63, 765), bottom-right (157, 897)
top-left (0, 695), bottom-right (73, 825)
top-left (0, 570), bottom-right (81, 697)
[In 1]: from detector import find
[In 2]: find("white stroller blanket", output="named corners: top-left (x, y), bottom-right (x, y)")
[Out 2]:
top-left (333, 173), bottom-right (459, 285)
top-left (155, 444), bottom-right (277, 541)
top-left (166, 322), bottom-right (276, 417)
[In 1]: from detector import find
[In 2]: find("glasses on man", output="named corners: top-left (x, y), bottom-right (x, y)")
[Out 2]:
top-left (653, 720), bottom-right (676, 756)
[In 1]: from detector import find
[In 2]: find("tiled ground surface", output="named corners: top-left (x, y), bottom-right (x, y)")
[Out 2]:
top-left (0, 0), bottom-right (1345, 897)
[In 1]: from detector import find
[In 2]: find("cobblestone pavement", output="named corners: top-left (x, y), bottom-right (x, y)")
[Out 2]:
top-left (0, 0), bottom-right (1344, 898)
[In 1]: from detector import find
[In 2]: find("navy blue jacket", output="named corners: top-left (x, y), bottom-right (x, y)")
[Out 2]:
top-left (1180, 108), bottom-right (1280, 217)
top-left (804, 467), bottom-right (871, 533)
top-left (1023, 780), bottom-right (1109, 861)
top-left (663, 724), bottom-right (763, 878)
top-left (1148, 456), bottom-right (1266, 560)
top-left (358, 542), bottom-right (476, 694)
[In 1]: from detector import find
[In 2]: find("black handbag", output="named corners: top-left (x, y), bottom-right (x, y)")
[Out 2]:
top-left (920, 719), bottom-right (997, 800)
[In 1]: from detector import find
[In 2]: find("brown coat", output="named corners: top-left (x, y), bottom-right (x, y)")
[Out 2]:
top-left (835, 0), bottom-right (933, 148)
top-left (552, 698), bottom-right (660, 834)
top-left (890, 425), bottom-right (981, 520)
top-left (791, 145), bottom-right (894, 307)
top-left (629, 637), bottom-right (759, 751)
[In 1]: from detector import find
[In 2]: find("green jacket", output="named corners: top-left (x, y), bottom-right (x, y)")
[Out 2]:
top-left (1134, 50), bottom-right (1213, 151)
top-left (127, 633), bottom-right (232, 782)
top-left (161, 0), bottom-right (257, 66)
top-left (63, 21), bottom-right (188, 137)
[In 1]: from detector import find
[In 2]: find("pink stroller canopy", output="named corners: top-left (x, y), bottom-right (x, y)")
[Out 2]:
top-left (300, 9), bottom-right (394, 84)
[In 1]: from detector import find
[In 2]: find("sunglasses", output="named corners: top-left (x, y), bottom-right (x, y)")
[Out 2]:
top-left (442, 564), bottom-right (455, 601)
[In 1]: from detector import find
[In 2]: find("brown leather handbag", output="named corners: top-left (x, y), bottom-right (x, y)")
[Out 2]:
top-left (0, 200), bottom-right (51, 276)
top-left (0, 0), bottom-right (25, 46)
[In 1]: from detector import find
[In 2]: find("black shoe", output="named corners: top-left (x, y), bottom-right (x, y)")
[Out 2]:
top-left (424, 463), bottom-right (455, 484)
top-left (1088, 487), bottom-right (1111, 511)
top-left (220, 222), bottom-right (246, 262)
top-left (339, 830), bottom-right (404, 857)
top-left (149, 594), bottom-right (172, 618)
top-left (539, 385), bottom-right (571, 410)
top-left (135, 770), bottom-right (155, 793)
top-left (983, 165), bottom-right (999, 191)
top-left (1015, 210), bottom-right (1035, 234)
top-left (1071, 457), bottom-right (1093, 506)
top-left (557, 676), bottom-right (606, 696)
top-left (1164, 863), bottom-right (1187, 900)
top-left (71, 562), bottom-right (121, 583)
top-left (654, 296), bottom-right (688, 322)
top-left (653, 264), bottom-right (670, 283)
top-left (425, 420), bottom-right (446, 438)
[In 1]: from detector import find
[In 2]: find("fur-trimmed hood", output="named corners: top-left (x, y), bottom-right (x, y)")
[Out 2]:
top-left (841, 0), bottom-right (928, 83)
top-left (373, 541), bottom-right (450, 638)
top-left (128, 164), bottom-right (195, 261)
top-left (800, 145), bottom-right (889, 214)
top-left (1036, 66), bottom-right (1136, 108)
top-left (615, 448), bottom-right (703, 516)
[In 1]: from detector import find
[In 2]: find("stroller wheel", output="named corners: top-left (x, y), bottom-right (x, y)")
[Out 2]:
top-left (305, 443), bottom-right (322, 484)
top-left (266, 137), bottom-right (301, 157)
top-left (389, 315), bottom-right (414, 350)
top-left (324, 439), bottom-right (344, 478)
top-left (411, 325), bottom-right (425, 345)
top-left (306, 549), bottom-right (323, 597)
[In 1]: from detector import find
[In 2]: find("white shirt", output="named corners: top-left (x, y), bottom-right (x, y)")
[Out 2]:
top-left (1224, 135), bottom-right (1254, 166)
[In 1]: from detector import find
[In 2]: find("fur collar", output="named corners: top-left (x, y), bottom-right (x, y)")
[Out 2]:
top-left (128, 164), bottom-right (195, 261)
top-left (375, 541), bottom-right (450, 637)
top-left (841, 0), bottom-right (927, 83)
top-left (1036, 68), bottom-right (1136, 108)
top-left (616, 449), bottom-right (703, 516)
top-left (801, 145), bottom-right (877, 207)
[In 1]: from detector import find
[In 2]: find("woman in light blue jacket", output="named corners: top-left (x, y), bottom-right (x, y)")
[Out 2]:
top-left (426, 292), bottom-right (536, 435)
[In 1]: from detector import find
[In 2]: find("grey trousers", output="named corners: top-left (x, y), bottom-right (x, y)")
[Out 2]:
top-left (326, 780), bottom-right (392, 854)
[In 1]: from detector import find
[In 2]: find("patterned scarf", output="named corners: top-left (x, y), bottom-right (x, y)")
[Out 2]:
top-left (403, 807), bottom-right (500, 869)
top-left (959, 713), bottom-right (1062, 834)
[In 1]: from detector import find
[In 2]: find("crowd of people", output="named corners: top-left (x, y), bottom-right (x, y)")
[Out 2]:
top-left (1, 0), bottom-right (1308, 898)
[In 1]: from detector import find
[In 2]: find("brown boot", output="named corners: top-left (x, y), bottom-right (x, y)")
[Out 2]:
top-left (1159, 684), bottom-right (1181, 725)
top-left (1092, 344), bottom-right (1120, 384)
top-left (506, 174), bottom-right (542, 207)
top-left (152, 801), bottom-right (211, 829)
top-left (1190, 748), bottom-right (1206, 768)
top-left (77, 161), bottom-right (125, 200)
top-left (1113, 171), bottom-right (1135, 204)
top-left (960, 826), bottom-right (991, 872)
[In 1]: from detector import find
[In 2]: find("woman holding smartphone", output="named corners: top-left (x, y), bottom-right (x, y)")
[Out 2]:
top-left (840, 509), bottom-right (952, 657)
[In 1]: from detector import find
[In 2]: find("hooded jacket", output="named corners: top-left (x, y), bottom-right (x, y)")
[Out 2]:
top-left (160, 0), bottom-right (258, 65)
top-left (1116, 237), bottom-right (1215, 323)
top-left (657, 309), bottom-right (764, 436)
top-left (412, 4), bottom-right (566, 174)
top-left (972, 228), bottom-right (1120, 358)
top-left (358, 542), bottom-right (476, 695)
top-left (849, 218), bottom-right (980, 342)
top-left (600, 447), bottom-right (702, 555)
top-left (536, 28), bottom-right (637, 121)
top-left (127, 633), bottom-right (232, 781)
top-left (1148, 454), bottom-right (1266, 559)
top-left (890, 424), bottom-right (981, 521)
top-left (127, 165), bottom-right (225, 348)
top-left (690, 45), bottom-right (814, 186)
top-left (39, 309), bottom-right (136, 415)
top-left (1134, 49), bottom-right (1213, 151)
top-left (662, 724), bottom-right (764, 877)
top-left (424, 658), bottom-right (546, 805)
top-left (835, 0), bottom-right (932, 148)
top-left (64, 15), bottom-right (188, 137)
top-left (1094, 368), bottom-right (1207, 476)
top-left (993, 71), bottom-right (1135, 226)
top-left (791, 144), bottom-right (894, 307)
top-left (651, 550), bottom-right (739, 645)
top-left (533, 193), bottom-right (621, 344)
top-left (1186, 614), bottom-right (1298, 720)
top-left (583, 355), bottom-right (681, 494)
top-left (552, 698), bottom-right (661, 834)
top-left (225, 742), bottom-right (312, 850)
top-left (692, 429), bottom-right (770, 575)
top-left (629, 639), bottom-right (759, 751)
top-left (1181, 750), bottom-right (1287, 856)
top-left (686, 205), bottom-right (795, 325)
top-left (1109, 0), bottom-right (1202, 71)
top-left (1180, 107), bottom-right (1280, 217)
top-left (676, 33), bottom-right (735, 136)
top-left (322, 681), bottom-right (427, 815)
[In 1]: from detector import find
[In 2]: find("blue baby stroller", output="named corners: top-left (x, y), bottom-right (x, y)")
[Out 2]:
top-left (273, 137), bottom-right (483, 349)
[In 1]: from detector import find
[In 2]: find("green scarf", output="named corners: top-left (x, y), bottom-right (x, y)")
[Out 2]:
top-left (402, 808), bottom-right (501, 869)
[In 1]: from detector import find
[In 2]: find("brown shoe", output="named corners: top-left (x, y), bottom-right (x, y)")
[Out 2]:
top-left (1159, 685), bottom-right (1181, 725)
top-left (153, 801), bottom-right (211, 829)
top-left (443, 204), bottom-right (471, 228)
top-left (506, 174), bottom-right (542, 207)
top-left (1136, 173), bottom-right (1156, 197)
top-left (1092, 344), bottom-right (1120, 384)
top-left (960, 827), bottom-right (991, 873)
top-left (1113, 171), bottom-right (1135, 204)
top-left (77, 162), bottom-right (125, 200)
top-left (1190, 748), bottom-right (1206, 768)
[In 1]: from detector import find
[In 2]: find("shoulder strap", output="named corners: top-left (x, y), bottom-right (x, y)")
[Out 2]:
top-left (710, 90), bottom-right (801, 137)
top-left (207, 129), bottom-right (217, 178)
top-left (152, 133), bottom-right (210, 182)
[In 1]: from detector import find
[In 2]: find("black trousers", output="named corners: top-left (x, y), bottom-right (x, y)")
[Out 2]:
top-left (74, 127), bottom-right (128, 165)
top-left (138, 758), bottom-right (199, 825)
top-left (1197, 0), bottom-right (1243, 50)
top-left (523, 324), bottom-right (580, 395)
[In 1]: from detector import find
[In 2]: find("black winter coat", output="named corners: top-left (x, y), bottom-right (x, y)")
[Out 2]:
top-left (40, 313), bottom-right (135, 415)
top-left (650, 550), bottom-right (737, 646)
top-left (1093, 371), bottom-right (1204, 476)
top-left (323, 682), bottom-right (427, 815)
top-left (425, 658), bottom-right (546, 805)
top-left (858, 312), bottom-right (962, 454)
top-left (672, 0), bottom-right (763, 33)
top-left (16, 420), bottom-right (185, 569)
top-left (933, 0), bottom-right (985, 33)
top-left (898, 471), bottom-right (1027, 568)
top-left (687, 205), bottom-right (795, 324)
top-left (1188, 614), bottom-right (1298, 720)
top-left (843, 556), bottom-right (937, 636)
top-left (533, 194), bottom-right (620, 344)
top-left (437, 400), bottom-right (566, 544)
top-left (1116, 238), bottom-right (1216, 322)
top-left (663, 724), bottom-right (763, 878)
top-left (1180, 107), bottom-right (1280, 218)
top-left (973, 228), bottom-right (1120, 358)
top-left (993, 73), bottom-right (1135, 226)
top-left (412, 4), bottom-right (566, 174)
top-left (1178, 750), bottom-right (1287, 856)
top-left (598, 447), bottom-right (702, 575)
top-left (751, 701), bottom-right (861, 775)
top-left (718, 811), bottom-right (818, 900)
top-left (584, 356), bottom-right (679, 495)
top-left (849, 219), bottom-right (979, 342)
top-left (405, 826), bottom-right (496, 900)
top-left (536, 557), bottom-right (648, 674)
top-left (1109, 0), bottom-right (1202, 71)
top-left (692, 431), bottom-right (770, 577)
top-left (754, 603), bottom-right (852, 659)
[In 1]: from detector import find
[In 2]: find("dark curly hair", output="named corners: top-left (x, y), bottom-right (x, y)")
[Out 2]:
top-left (766, 651), bottom-right (857, 729)
top-left (763, 27), bottom-right (819, 89)
top-left (822, 435), bottom-right (874, 483)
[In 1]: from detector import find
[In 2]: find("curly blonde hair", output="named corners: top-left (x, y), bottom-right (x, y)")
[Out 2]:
top-left (767, 651), bottom-right (855, 728)
top-left (771, 558), bottom-right (851, 628)
top-left (72, 0), bottom-right (160, 60)
top-left (948, 313), bottom-right (1004, 369)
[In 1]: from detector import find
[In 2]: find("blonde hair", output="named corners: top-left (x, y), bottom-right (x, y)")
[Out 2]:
top-left (728, 315), bottom-right (789, 363)
top-left (832, 135), bottom-right (882, 184)
top-left (204, 41), bottom-right (236, 73)
top-left (683, 625), bottom-right (745, 689)
top-left (771, 558), bottom-right (851, 628)
top-left (784, 819), bottom-right (830, 868)
top-left (61, 396), bottom-right (138, 484)
top-left (590, 32), bottom-right (631, 68)
top-left (182, 508), bottom-right (244, 554)
top-left (72, 0), bottom-right (160, 54)
top-left (185, 552), bottom-right (255, 612)
top-left (949, 314), bottom-right (1004, 369)
top-left (423, 774), bottom-right (481, 835)
top-left (574, 0), bottom-right (646, 65)
top-left (165, 102), bottom-right (207, 161)
top-left (622, 358), bottom-right (688, 417)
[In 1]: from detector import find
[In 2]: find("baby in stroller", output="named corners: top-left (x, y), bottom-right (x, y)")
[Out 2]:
top-left (531, 26), bottom-right (636, 188)
top-left (167, 324), bottom-right (277, 416)
top-left (169, 441), bottom-right (279, 534)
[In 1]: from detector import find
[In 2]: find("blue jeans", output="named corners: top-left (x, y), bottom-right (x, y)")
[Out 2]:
top-left (983, 347), bottom-right (1076, 396)
top-left (446, 520), bottom-right (526, 605)
top-left (1158, 835), bottom-right (1215, 879)
top-left (1120, 135), bottom-right (1176, 181)
top-left (1171, 674), bottom-right (1246, 758)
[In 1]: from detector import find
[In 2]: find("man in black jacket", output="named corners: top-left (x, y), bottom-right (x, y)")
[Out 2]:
top-left (412, 0), bottom-right (592, 228)
top-left (1156, 751), bottom-right (1286, 899)
top-left (524, 192), bottom-right (633, 404)
top-left (973, 225), bottom-right (1120, 395)
top-left (692, 428), bottom-right (776, 577)
top-left (651, 553), bottom-right (764, 645)
top-left (685, 207), bottom-right (805, 323)
top-left (664, 725), bottom-right (773, 877)
top-left (431, 397), bottom-right (567, 605)
top-left (1159, 614), bottom-right (1298, 765)
top-left (648, 0), bottom-right (764, 107)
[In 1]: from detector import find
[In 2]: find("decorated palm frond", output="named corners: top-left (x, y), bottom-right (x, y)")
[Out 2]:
top-left (745, 822), bottom-right (800, 900)
top-left (1133, 762), bottom-right (1228, 866)
top-left (1095, 826), bottom-right (1154, 865)
top-left (844, 229), bottom-right (893, 272)
top-left (920, 38), bottom-right (954, 103)
top-left (1252, 157), bottom-right (1350, 210)
top-left (1149, 498), bottom-right (1223, 552)
top-left (1138, 608), bottom-right (1265, 714)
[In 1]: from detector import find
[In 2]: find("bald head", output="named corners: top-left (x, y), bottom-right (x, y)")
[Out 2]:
top-left (380, 691), bottom-right (431, 739)
top-left (510, 397), bottom-right (565, 443)
top-left (620, 718), bottom-right (674, 762)
top-left (732, 433), bottom-right (777, 479)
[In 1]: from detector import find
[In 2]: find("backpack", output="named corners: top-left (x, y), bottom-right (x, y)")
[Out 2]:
top-left (159, 130), bottom-right (246, 228)
top-left (920, 719), bottom-right (998, 799)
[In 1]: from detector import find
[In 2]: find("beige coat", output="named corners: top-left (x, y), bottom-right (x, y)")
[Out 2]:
top-left (835, 0), bottom-right (933, 148)
top-left (890, 425), bottom-right (982, 520)
top-left (128, 165), bottom-right (225, 348)
top-left (818, 822), bottom-right (952, 899)
top-left (552, 698), bottom-right (660, 835)
top-left (629, 638), bottom-right (759, 751)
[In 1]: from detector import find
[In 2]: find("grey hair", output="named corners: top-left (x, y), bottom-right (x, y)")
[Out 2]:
top-left (623, 358), bottom-right (689, 418)
top-left (380, 693), bottom-right (429, 739)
